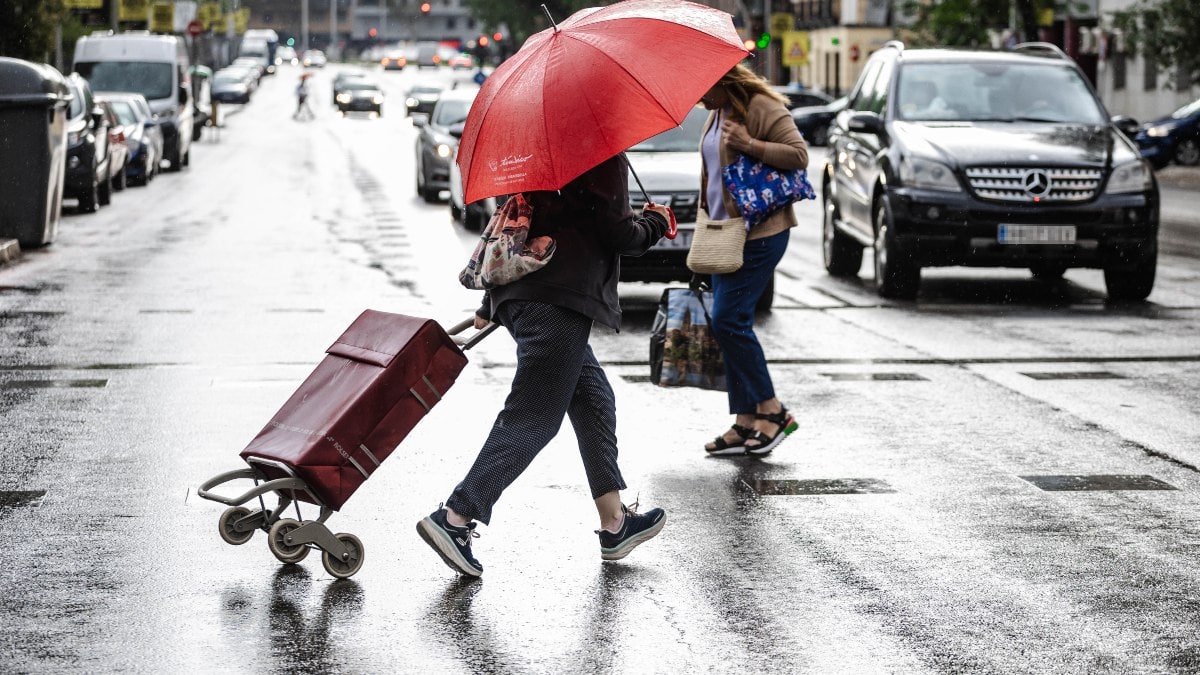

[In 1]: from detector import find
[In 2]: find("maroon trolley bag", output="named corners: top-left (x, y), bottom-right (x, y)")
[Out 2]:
top-left (238, 309), bottom-right (471, 511)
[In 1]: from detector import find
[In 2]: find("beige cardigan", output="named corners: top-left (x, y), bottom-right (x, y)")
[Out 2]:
top-left (699, 93), bottom-right (810, 240)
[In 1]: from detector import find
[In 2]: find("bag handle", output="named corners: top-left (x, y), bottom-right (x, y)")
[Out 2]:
top-left (447, 317), bottom-right (499, 351)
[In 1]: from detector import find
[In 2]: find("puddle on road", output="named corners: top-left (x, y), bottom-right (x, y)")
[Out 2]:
top-left (1020, 371), bottom-right (1125, 380)
top-left (820, 372), bottom-right (929, 381)
top-left (0, 379), bottom-right (108, 389)
top-left (1019, 474), bottom-right (1177, 491)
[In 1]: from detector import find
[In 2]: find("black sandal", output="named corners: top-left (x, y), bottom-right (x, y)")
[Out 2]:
top-left (704, 424), bottom-right (754, 456)
top-left (743, 407), bottom-right (798, 456)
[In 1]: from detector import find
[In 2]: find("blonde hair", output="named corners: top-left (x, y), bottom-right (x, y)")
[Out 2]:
top-left (717, 63), bottom-right (787, 122)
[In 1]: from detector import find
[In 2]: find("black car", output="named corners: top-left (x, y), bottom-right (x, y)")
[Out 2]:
top-left (822, 41), bottom-right (1159, 301)
top-left (63, 73), bottom-right (111, 212)
top-left (404, 83), bottom-right (442, 119)
top-left (1133, 97), bottom-right (1200, 169)
top-left (790, 95), bottom-right (846, 147)
top-left (772, 84), bottom-right (834, 110)
top-left (335, 79), bottom-right (384, 115)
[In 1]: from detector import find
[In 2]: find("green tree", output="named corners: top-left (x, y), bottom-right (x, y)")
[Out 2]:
top-left (0, 0), bottom-right (65, 62)
top-left (898, 0), bottom-right (1064, 49)
top-left (1112, 0), bottom-right (1200, 88)
top-left (464, 0), bottom-right (604, 47)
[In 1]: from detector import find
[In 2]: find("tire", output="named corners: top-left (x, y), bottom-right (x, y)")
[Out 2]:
top-left (322, 533), bottom-right (364, 579)
top-left (450, 200), bottom-right (463, 223)
top-left (872, 197), bottom-right (920, 299)
top-left (218, 506), bottom-right (255, 545)
top-left (1030, 263), bottom-right (1067, 280)
top-left (267, 518), bottom-right (310, 563)
top-left (466, 204), bottom-right (489, 233)
top-left (822, 183), bottom-right (863, 277)
top-left (97, 166), bottom-right (112, 206)
top-left (112, 163), bottom-right (127, 191)
top-left (1104, 242), bottom-right (1157, 301)
top-left (1173, 138), bottom-right (1200, 166)
top-left (181, 148), bottom-right (190, 168)
top-left (78, 164), bottom-right (99, 213)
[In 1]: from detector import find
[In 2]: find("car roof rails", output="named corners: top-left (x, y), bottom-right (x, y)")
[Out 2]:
top-left (882, 40), bottom-right (905, 52)
top-left (1011, 42), bottom-right (1069, 60)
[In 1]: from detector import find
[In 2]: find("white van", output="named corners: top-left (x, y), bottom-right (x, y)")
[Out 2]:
top-left (73, 31), bottom-right (193, 171)
top-left (241, 29), bottom-right (278, 75)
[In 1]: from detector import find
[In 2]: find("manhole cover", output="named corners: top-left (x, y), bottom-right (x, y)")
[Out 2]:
top-left (1019, 474), bottom-right (1175, 491)
top-left (1, 380), bottom-right (107, 389)
top-left (0, 490), bottom-right (46, 508)
top-left (1021, 371), bottom-right (1124, 380)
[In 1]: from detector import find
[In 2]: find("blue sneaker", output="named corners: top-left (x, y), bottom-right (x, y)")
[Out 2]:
top-left (596, 502), bottom-right (666, 561)
top-left (417, 505), bottom-right (483, 577)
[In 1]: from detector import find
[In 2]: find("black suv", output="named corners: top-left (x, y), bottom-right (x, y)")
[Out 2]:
top-left (63, 73), bottom-right (112, 212)
top-left (821, 42), bottom-right (1159, 300)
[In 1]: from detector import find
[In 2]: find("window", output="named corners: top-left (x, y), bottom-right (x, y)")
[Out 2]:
top-left (850, 59), bottom-right (883, 112)
top-left (1112, 52), bottom-right (1126, 91)
top-left (1143, 53), bottom-right (1157, 91)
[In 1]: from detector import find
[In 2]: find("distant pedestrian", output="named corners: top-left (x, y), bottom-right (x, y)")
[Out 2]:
top-left (294, 75), bottom-right (313, 120)
top-left (698, 63), bottom-right (809, 457)
top-left (417, 153), bottom-right (672, 578)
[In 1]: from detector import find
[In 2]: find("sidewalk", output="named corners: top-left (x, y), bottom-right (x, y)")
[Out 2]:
top-left (1156, 165), bottom-right (1200, 190)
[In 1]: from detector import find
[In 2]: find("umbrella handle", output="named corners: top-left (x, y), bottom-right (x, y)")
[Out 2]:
top-left (629, 163), bottom-right (678, 240)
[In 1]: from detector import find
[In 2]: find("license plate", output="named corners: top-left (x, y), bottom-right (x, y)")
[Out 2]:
top-left (653, 229), bottom-right (693, 250)
top-left (997, 224), bottom-right (1077, 245)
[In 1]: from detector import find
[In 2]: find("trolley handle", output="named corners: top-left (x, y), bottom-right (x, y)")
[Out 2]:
top-left (448, 316), bottom-right (499, 351)
top-left (196, 468), bottom-right (312, 507)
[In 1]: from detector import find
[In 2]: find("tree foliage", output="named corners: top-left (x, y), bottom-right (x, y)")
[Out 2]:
top-left (464, 0), bottom-right (608, 47)
top-left (0, 0), bottom-right (65, 62)
top-left (1112, 0), bottom-right (1200, 88)
top-left (898, 0), bottom-right (1059, 49)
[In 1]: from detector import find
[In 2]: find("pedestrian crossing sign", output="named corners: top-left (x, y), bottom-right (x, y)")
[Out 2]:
top-left (782, 31), bottom-right (810, 67)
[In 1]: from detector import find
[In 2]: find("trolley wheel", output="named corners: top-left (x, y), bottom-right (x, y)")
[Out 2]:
top-left (267, 518), bottom-right (310, 563)
top-left (322, 533), bottom-right (365, 579)
top-left (218, 506), bottom-right (255, 545)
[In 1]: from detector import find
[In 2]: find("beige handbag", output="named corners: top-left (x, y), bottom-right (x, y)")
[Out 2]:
top-left (687, 208), bottom-right (746, 275)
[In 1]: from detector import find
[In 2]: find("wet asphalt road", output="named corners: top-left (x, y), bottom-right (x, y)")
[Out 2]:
top-left (1, 63), bottom-right (1200, 673)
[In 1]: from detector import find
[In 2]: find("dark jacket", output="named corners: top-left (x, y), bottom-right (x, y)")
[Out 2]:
top-left (479, 153), bottom-right (666, 330)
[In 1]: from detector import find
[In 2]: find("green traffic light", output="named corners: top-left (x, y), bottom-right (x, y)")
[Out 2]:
top-left (756, 32), bottom-right (770, 49)
top-left (287, 37), bottom-right (295, 46)
top-left (831, 37), bottom-right (840, 46)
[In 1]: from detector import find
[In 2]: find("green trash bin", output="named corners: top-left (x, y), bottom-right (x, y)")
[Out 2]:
top-left (0, 57), bottom-right (71, 248)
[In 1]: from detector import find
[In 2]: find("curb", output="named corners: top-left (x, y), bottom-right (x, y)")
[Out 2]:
top-left (1155, 166), bottom-right (1200, 190)
top-left (0, 239), bottom-right (21, 268)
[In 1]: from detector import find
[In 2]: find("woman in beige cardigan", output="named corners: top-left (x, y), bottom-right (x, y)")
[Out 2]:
top-left (698, 63), bottom-right (809, 456)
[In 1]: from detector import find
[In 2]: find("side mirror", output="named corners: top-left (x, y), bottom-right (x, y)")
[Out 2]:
top-left (1111, 114), bottom-right (1140, 138)
top-left (91, 110), bottom-right (104, 129)
top-left (412, 113), bottom-right (429, 128)
top-left (448, 122), bottom-right (465, 139)
top-left (847, 111), bottom-right (886, 136)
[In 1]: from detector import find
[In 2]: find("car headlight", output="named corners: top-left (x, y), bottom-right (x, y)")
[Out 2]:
top-left (373, 95), bottom-right (385, 105)
top-left (1145, 124), bottom-right (1172, 138)
top-left (899, 157), bottom-right (960, 191)
top-left (337, 93), bottom-right (351, 104)
top-left (1106, 158), bottom-right (1153, 194)
top-left (436, 143), bottom-right (452, 158)
top-left (406, 97), bottom-right (419, 108)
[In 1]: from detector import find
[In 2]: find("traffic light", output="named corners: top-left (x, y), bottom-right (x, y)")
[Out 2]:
top-left (286, 37), bottom-right (295, 46)
top-left (756, 32), bottom-right (771, 49)
top-left (831, 37), bottom-right (841, 46)
top-left (478, 35), bottom-right (488, 47)
top-left (493, 32), bottom-right (503, 42)
top-left (420, 2), bottom-right (430, 12)
top-left (368, 27), bottom-right (377, 38)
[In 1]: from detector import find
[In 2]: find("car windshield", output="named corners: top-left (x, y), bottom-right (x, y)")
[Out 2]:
top-left (108, 100), bottom-right (138, 124)
top-left (75, 61), bottom-right (173, 101)
top-left (629, 108), bottom-right (708, 152)
top-left (896, 62), bottom-right (1106, 124)
top-left (1171, 98), bottom-right (1200, 119)
top-left (344, 82), bottom-right (379, 92)
top-left (214, 74), bottom-right (242, 84)
top-left (434, 99), bottom-right (472, 126)
top-left (67, 82), bottom-right (85, 118)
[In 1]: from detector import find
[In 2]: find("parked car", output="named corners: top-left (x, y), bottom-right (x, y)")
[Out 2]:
top-left (415, 43), bottom-right (440, 68)
top-left (63, 73), bottom-right (112, 212)
top-left (275, 45), bottom-right (298, 66)
top-left (96, 99), bottom-right (129, 194)
top-left (302, 49), bottom-right (327, 68)
top-left (211, 69), bottom-right (252, 104)
top-left (380, 51), bottom-right (407, 70)
top-left (821, 41), bottom-right (1159, 301)
top-left (772, 84), bottom-right (834, 110)
top-left (232, 56), bottom-right (266, 81)
top-left (448, 53), bottom-right (474, 70)
top-left (448, 142), bottom-right (497, 232)
top-left (335, 79), bottom-right (384, 116)
top-left (98, 92), bottom-right (162, 187)
top-left (790, 95), bottom-right (846, 147)
top-left (404, 83), bottom-right (443, 119)
top-left (1134, 97), bottom-right (1200, 169)
top-left (415, 87), bottom-right (476, 202)
top-left (620, 106), bottom-right (709, 286)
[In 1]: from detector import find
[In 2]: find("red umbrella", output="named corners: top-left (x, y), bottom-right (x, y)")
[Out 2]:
top-left (457, 0), bottom-right (748, 205)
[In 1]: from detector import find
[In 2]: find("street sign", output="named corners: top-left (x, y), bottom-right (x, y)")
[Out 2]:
top-left (781, 31), bottom-right (810, 68)
top-left (187, 19), bottom-right (204, 36)
top-left (473, 71), bottom-right (487, 86)
top-left (150, 2), bottom-right (173, 33)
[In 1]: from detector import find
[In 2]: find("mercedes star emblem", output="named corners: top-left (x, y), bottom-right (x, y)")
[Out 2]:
top-left (1023, 169), bottom-right (1051, 198)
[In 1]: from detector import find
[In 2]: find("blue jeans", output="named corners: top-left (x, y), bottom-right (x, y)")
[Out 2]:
top-left (710, 229), bottom-right (790, 414)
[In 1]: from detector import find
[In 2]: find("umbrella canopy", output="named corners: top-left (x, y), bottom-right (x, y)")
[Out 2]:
top-left (457, 0), bottom-right (748, 204)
